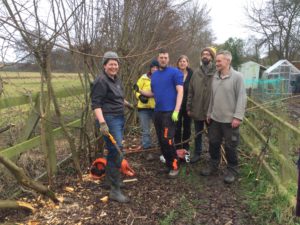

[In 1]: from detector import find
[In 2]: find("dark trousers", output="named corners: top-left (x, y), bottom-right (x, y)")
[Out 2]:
top-left (208, 120), bottom-right (239, 167)
top-left (175, 110), bottom-right (191, 150)
top-left (194, 120), bottom-right (204, 155)
top-left (154, 111), bottom-right (178, 169)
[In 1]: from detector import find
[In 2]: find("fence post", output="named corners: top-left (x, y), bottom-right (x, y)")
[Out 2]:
top-left (18, 93), bottom-right (41, 142)
top-left (39, 91), bottom-right (57, 181)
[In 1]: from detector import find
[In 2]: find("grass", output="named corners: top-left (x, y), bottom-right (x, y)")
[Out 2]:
top-left (159, 196), bottom-right (196, 225)
top-left (159, 164), bottom-right (202, 225)
top-left (0, 72), bottom-right (85, 149)
top-left (239, 147), bottom-right (300, 225)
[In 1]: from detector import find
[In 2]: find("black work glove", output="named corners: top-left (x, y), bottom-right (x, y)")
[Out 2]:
top-left (138, 95), bottom-right (149, 104)
top-left (133, 84), bottom-right (139, 92)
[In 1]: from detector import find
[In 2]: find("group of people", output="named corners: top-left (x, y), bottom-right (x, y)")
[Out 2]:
top-left (91, 47), bottom-right (247, 203)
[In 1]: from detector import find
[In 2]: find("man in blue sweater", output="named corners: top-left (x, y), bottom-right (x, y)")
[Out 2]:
top-left (138, 49), bottom-right (183, 178)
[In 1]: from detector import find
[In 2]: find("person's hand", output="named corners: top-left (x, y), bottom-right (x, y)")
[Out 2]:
top-left (100, 122), bottom-right (109, 136)
top-left (133, 84), bottom-right (139, 92)
top-left (206, 116), bottom-right (211, 125)
top-left (138, 95), bottom-right (148, 104)
top-left (187, 111), bottom-right (191, 117)
top-left (126, 102), bottom-right (134, 110)
top-left (231, 118), bottom-right (241, 128)
top-left (171, 111), bottom-right (179, 122)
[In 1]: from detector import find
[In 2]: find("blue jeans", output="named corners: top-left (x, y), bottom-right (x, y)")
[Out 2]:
top-left (194, 120), bottom-right (204, 155)
top-left (138, 109), bottom-right (154, 149)
top-left (100, 115), bottom-right (125, 168)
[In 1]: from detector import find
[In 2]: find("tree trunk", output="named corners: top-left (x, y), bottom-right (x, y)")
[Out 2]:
top-left (0, 76), bottom-right (3, 96)
top-left (47, 76), bottom-right (83, 180)
top-left (39, 57), bottom-right (57, 185)
top-left (0, 155), bottom-right (58, 203)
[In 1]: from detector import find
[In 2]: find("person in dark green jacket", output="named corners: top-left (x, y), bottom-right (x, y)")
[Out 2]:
top-left (186, 47), bottom-right (216, 163)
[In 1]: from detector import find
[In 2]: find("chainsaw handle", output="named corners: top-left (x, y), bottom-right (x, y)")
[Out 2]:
top-left (107, 133), bottom-right (123, 156)
top-left (107, 133), bottom-right (117, 145)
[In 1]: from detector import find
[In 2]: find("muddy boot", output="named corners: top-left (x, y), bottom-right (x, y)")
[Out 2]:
top-left (99, 176), bottom-right (110, 190)
top-left (200, 160), bottom-right (219, 176)
top-left (108, 166), bottom-right (129, 203)
top-left (146, 153), bottom-right (155, 161)
top-left (109, 184), bottom-right (129, 203)
top-left (224, 166), bottom-right (238, 184)
top-left (119, 180), bottom-right (125, 188)
top-left (168, 169), bottom-right (179, 179)
top-left (158, 167), bottom-right (170, 174)
top-left (190, 154), bottom-right (201, 164)
top-left (100, 174), bottom-right (125, 189)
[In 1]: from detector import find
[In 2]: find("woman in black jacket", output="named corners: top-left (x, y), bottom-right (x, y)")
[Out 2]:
top-left (91, 51), bottom-right (132, 203)
top-left (174, 55), bottom-right (193, 152)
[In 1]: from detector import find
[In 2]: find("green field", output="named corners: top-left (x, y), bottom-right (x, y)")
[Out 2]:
top-left (0, 71), bottom-right (82, 97)
top-left (0, 72), bottom-right (86, 141)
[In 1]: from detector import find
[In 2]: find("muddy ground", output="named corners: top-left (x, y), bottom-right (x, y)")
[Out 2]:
top-left (0, 144), bottom-right (256, 225)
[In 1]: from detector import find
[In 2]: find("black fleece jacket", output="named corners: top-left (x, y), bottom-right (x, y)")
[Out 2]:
top-left (91, 71), bottom-right (124, 115)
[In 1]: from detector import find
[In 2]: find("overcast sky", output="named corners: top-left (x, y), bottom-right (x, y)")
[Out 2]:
top-left (206, 0), bottom-right (263, 44)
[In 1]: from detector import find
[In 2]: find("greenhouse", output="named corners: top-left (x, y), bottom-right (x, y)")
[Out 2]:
top-left (260, 59), bottom-right (300, 96)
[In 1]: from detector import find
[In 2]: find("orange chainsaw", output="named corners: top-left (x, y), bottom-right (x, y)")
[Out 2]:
top-left (90, 133), bottom-right (135, 179)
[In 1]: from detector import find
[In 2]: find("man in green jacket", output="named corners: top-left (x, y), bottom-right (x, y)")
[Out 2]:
top-left (186, 47), bottom-right (216, 163)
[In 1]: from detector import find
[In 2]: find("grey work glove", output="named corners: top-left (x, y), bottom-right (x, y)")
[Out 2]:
top-left (99, 122), bottom-right (109, 136)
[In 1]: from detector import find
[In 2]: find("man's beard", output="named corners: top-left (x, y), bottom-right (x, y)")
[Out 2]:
top-left (159, 64), bottom-right (167, 69)
top-left (201, 58), bottom-right (210, 65)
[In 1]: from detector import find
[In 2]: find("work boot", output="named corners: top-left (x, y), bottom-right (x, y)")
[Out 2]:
top-left (159, 167), bottom-right (170, 174)
top-left (224, 167), bottom-right (238, 184)
top-left (106, 164), bottom-right (129, 203)
top-left (146, 153), bottom-right (155, 161)
top-left (190, 154), bottom-right (201, 163)
top-left (200, 161), bottom-right (219, 176)
top-left (109, 185), bottom-right (129, 203)
top-left (99, 177), bottom-right (110, 190)
top-left (100, 176), bottom-right (125, 190)
top-left (168, 169), bottom-right (179, 179)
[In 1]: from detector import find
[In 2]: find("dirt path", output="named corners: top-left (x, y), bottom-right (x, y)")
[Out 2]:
top-left (1, 148), bottom-right (254, 225)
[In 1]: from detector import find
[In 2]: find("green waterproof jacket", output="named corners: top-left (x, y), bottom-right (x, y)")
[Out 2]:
top-left (186, 63), bottom-right (215, 121)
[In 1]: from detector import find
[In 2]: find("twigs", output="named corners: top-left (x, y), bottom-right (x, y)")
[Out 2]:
top-left (0, 123), bottom-right (15, 134)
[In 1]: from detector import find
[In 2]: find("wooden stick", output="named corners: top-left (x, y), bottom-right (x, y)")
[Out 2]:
top-left (123, 178), bottom-right (138, 183)
top-left (0, 200), bottom-right (35, 212)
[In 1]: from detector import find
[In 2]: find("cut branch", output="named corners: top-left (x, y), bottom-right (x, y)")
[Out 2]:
top-left (0, 200), bottom-right (35, 212)
top-left (0, 155), bottom-right (59, 203)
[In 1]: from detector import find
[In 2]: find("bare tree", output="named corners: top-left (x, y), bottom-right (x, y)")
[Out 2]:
top-left (0, 0), bottom-right (83, 183)
top-left (246, 0), bottom-right (300, 62)
top-left (0, 0), bottom-right (215, 206)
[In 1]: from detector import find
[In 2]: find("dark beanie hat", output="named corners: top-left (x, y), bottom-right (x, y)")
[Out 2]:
top-left (150, 59), bottom-right (159, 68)
top-left (201, 47), bottom-right (216, 60)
